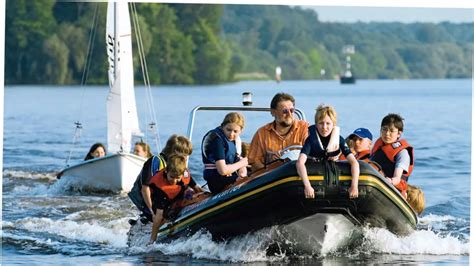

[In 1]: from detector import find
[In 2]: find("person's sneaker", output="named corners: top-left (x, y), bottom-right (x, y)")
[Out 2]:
top-left (139, 213), bottom-right (152, 224)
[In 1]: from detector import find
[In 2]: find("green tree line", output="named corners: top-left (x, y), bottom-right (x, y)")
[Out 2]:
top-left (6, 1), bottom-right (230, 85)
top-left (5, 1), bottom-right (473, 85)
top-left (223, 5), bottom-right (473, 80)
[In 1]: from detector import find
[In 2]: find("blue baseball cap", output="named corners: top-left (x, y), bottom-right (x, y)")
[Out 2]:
top-left (348, 128), bottom-right (373, 141)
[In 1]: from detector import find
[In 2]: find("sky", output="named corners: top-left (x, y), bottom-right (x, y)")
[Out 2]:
top-left (307, 6), bottom-right (473, 23)
top-left (151, 0), bottom-right (473, 23)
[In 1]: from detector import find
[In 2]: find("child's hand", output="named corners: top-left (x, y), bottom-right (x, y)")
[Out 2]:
top-left (240, 157), bottom-right (248, 166)
top-left (349, 185), bottom-right (359, 199)
top-left (304, 185), bottom-right (315, 198)
top-left (235, 176), bottom-right (246, 184)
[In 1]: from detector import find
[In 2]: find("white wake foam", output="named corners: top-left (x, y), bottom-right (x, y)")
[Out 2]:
top-left (3, 170), bottom-right (56, 180)
top-left (47, 175), bottom-right (117, 194)
top-left (14, 217), bottom-right (130, 248)
top-left (149, 229), bottom-right (284, 262)
top-left (359, 227), bottom-right (469, 255)
top-left (419, 213), bottom-right (464, 223)
top-left (142, 223), bottom-right (469, 262)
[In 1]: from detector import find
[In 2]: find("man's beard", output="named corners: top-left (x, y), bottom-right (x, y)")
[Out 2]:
top-left (278, 119), bottom-right (293, 128)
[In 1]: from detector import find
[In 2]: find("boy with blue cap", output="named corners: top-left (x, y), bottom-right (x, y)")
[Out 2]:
top-left (347, 128), bottom-right (373, 161)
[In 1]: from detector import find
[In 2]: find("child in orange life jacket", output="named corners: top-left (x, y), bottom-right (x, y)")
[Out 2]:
top-left (296, 104), bottom-right (360, 199)
top-left (371, 114), bottom-right (414, 198)
top-left (128, 135), bottom-right (194, 223)
top-left (147, 154), bottom-right (203, 244)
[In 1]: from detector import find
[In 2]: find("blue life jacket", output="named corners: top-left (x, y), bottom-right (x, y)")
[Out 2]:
top-left (202, 127), bottom-right (238, 165)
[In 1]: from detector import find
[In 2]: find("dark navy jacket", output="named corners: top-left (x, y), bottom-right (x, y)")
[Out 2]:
top-left (301, 125), bottom-right (351, 159)
top-left (201, 127), bottom-right (239, 193)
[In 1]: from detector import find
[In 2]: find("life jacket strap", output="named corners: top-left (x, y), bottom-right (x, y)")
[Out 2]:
top-left (204, 163), bottom-right (217, 169)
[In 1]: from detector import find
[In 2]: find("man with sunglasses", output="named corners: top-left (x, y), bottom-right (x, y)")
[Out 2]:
top-left (248, 93), bottom-right (309, 172)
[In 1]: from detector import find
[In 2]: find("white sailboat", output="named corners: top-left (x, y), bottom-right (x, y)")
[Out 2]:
top-left (58, 2), bottom-right (148, 192)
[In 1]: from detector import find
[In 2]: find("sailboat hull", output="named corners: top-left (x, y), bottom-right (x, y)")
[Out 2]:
top-left (59, 153), bottom-right (146, 192)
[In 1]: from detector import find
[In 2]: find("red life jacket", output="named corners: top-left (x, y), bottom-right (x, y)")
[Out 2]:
top-left (147, 169), bottom-right (191, 200)
top-left (371, 138), bottom-right (414, 181)
top-left (355, 150), bottom-right (371, 162)
top-left (338, 150), bottom-right (370, 162)
top-left (395, 179), bottom-right (408, 199)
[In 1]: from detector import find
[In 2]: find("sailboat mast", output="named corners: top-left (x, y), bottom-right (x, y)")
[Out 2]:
top-left (113, 2), bottom-right (117, 81)
top-left (106, 1), bottom-right (142, 154)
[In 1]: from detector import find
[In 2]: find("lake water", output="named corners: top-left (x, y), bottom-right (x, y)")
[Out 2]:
top-left (2, 79), bottom-right (471, 264)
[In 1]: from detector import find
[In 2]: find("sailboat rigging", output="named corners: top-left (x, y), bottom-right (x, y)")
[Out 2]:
top-left (58, 2), bottom-right (159, 192)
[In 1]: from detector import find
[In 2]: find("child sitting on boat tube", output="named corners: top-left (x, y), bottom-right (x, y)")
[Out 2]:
top-left (340, 128), bottom-right (373, 162)
top-left (147, 153), bottom-right (202, 244)
top-left (202, 112), bottom-right (248, 194)
top-left (371, 113), bottom-right (414, 199)
top-left (296, 104), bottom-right (359, 199)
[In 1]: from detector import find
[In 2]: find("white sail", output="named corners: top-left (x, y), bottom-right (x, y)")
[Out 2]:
top-left (59, 1), bottom-right (148, 192)
top-left (106, 2), bottom-right (142, 153)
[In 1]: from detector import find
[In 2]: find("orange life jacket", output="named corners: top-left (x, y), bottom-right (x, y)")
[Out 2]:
top-left (371, 138), bottom-right (414, 181)
top-left (395, 179), bottom-right (408, 199)
top-left (147, 169), bottom-right (191, 200)
top-left (338, 150), bottom-right (370, 162)
top-left (355, 150), bottom-right (371, 162)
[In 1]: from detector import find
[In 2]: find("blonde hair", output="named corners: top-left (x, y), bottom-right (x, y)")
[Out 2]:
top-left (162, 135), bottom-right (193, 157)
top-left (315, 104), bottom-right (337, 125)
top-left (407, 184), bottom-right (425, 215)
top-left (166, 153), bottom-right (187, 178)
top-left (221, 112), bottom-right (245, 129)
top-left (135, 141), bottom-right (153, 158)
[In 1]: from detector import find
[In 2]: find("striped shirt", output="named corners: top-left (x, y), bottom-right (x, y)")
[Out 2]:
top-left (248, 120), bottom-right (309, 166)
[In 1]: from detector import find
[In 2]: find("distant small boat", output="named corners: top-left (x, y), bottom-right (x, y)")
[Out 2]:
top-left (340, 46), bottom-right (356, 84)
top-left (340, 70), bottom-right (356, 84)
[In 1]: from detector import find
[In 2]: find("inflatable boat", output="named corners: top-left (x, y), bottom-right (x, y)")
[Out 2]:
top-left (127, 104), bottom-right (417, 250)
top-left (127, 159), bottom-right (417, 248)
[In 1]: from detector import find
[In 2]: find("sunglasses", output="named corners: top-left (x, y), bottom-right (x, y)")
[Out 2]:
top-left (281, 108), bottom-right (295, 114)
top-left (381, 126), bottom-right (399, 134)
